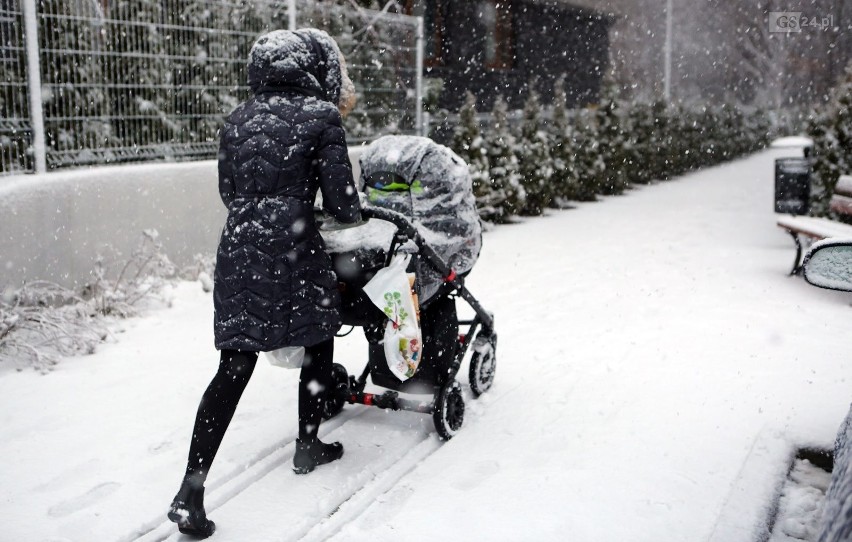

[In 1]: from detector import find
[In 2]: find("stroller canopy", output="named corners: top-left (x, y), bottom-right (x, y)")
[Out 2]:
top-left (324, 135), bottom-right (482, 302)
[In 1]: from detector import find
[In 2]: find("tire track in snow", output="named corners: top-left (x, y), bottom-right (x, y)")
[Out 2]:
top-left (296, 383), bottom-right (525, 542)
top-left (295, 435), bottom-right (442, 542)
top-left (155, 408), bottom-right (435, 541)
top-left (132, 376), bottom-right (521, 542)
top-left (126, 407), bottom-right (367, 542)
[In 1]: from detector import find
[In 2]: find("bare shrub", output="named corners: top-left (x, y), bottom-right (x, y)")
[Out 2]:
top-left (83, 229), bottom-right (177, 317)
top-left (0, 230), bottom-right (189, 373)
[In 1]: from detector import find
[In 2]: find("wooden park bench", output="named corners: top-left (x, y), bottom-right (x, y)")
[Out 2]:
top-left (777, 175), bottom-right (852, 275)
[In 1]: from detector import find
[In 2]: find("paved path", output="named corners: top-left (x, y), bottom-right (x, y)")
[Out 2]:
top-left (1, 148), bottom-right (849, 542)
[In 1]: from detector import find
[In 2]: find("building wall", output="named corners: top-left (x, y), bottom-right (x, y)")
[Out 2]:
top-left (429, 0), bottom-right (611, 112)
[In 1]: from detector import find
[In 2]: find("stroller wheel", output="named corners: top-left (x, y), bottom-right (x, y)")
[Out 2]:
top-left (433, 380), bottom-right (465, 440)
top-left (469, 334), bottom-right (496, 397)
top-left (322, 363), bottom-right (350, 420)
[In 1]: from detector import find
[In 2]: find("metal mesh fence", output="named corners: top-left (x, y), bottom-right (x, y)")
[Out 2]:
top-left (296, 0), bottom-right (419, 143)
top-left (0, 0), bottom-right (420, 175)
top-left (0, 1), bottom-right (32, 174)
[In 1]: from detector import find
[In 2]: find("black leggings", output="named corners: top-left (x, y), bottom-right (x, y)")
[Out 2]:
top-left (183, 339), bottom-right (334, 484)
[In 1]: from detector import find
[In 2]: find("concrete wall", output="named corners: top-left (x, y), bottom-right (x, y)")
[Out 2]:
top-left (0, 150), bottom-right (362, 290)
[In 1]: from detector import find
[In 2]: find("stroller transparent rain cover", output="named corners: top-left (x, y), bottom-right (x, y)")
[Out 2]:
top-left (323, 135), bottom-right (482, 302)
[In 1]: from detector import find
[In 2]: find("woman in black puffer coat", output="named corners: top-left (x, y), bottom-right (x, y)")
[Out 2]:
top-left (167, 29), bottom-right (361, 538)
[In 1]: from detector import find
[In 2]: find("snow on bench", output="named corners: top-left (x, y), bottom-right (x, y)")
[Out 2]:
top-left (777, 175), bottom-right (852, 274)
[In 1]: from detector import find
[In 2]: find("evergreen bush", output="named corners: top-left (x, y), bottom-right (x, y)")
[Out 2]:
top-left (517, 86), bottom-right (554, 215)
top-left (451, 92), bottom-right (495, 219)
top-left (571, 108), bottom-right (605, 201)
top-left (549, 75), bottom-right (580, 205)
top-left (624, 103), bottom-right (656, 184)
top-left (808, 63), bottom-right (852, 218)
top-left (451, 85), bottom-right (772, 222)
top-left (596, 82), bottom-right (631, 195)
top-left (485, 97), bottom-right (524, 221)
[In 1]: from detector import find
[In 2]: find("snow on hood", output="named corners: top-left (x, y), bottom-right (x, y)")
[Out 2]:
top-left (247, 28), bottom-right (344, 105)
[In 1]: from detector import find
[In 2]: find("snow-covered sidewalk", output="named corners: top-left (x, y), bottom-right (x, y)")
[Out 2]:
top-left (1, 148), bottom-right (850, 542)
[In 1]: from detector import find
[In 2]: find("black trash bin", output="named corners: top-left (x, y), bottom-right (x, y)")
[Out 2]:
top-left (775, 157), bottom-right (811, 215)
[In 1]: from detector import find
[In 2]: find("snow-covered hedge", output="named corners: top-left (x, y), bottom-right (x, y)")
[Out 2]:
top-left (451, 85), bottom-right (772, 221)
top-left (808, 63), bottom-right (852, 220)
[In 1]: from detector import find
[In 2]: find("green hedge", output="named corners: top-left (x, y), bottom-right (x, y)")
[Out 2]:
top-left (452, 84), bottom-right (772, 222)
top-left (808, 63), bottom-right (852, 219)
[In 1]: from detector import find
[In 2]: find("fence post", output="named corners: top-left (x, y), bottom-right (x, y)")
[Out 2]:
top-left (288, 0), bottom-right (297, 30)
top-left (21, 0), bottom-right (46, 173)
top-left (415, 15), bottom-right (424, 137)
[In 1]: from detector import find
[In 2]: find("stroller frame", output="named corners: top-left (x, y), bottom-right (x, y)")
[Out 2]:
top-left (324, 207), bottom-right (497, 439)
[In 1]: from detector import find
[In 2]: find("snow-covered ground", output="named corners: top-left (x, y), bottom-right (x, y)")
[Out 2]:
top-left (1, 148), bottom-right (850, 542)
top-left (769, 458), bottom-right (832, 542)
top-left (770, 136), bottom-right (814, 149)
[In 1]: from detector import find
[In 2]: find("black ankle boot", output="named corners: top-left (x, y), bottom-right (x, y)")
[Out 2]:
top-left (167, 479), bottom-right (216, 538)
top-left (293, 438), bottom-right (344, 474)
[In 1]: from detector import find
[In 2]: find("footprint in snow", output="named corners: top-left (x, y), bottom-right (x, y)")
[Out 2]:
top-left (31, 459), bottom-right (100, 493)
top-left (148, 439), bottom-right (172, 453)
top-left (47, 482), bottom-right (121, 518)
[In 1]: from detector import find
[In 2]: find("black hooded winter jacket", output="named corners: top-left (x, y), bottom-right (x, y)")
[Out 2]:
top-left (213, 29), bottom-right (361, 351)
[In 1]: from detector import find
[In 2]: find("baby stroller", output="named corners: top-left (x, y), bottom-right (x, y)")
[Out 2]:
top-left (320, 135), bottom-right (497, 439)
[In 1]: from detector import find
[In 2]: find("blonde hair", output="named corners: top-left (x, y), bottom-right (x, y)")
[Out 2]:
top-left (338, 51), bottom-right (357, 117)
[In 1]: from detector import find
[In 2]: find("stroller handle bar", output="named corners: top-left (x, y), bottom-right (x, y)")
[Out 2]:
top-left (360, 207), bottom-right (420, 243)
top-left (361, 207), bottom-right (494, 332)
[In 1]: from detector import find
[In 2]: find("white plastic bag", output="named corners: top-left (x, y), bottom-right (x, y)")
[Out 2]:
top-left (264, 347), bottom-right (305, 369)
top-left (362, 254), bottom-right (423, 381)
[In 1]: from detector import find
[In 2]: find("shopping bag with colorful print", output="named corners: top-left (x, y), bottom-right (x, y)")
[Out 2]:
top-left (362, 254), bottom-right (422, 381)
